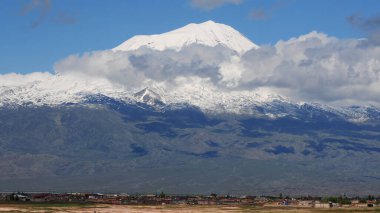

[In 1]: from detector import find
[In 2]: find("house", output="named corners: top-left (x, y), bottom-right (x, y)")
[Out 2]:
top-left (197, 200), bottom-right (217, 205)
top-left (14, 194), bottom-right (30, 201)
top-left (367, 200), bottom-right (376, 207)
top-left (351, 200), bottom-right (360, 207)
top-left (314, 201), bottom-right (330, 208)
top-left (298, 200), bottom-right (313, 207)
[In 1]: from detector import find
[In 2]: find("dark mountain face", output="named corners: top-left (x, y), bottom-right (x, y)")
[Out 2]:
top-left (0, 98), bottom-right (379, 195)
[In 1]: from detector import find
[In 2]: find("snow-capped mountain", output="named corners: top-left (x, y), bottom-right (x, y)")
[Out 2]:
top-left (0, 73), bottom-right (285, 114)
top-left (2, 21), bottom-right (380, 195)
top-left (0, 20), bottom-right (271, 112)
top-left (113, 20), bottom-right (259, 54)
top-left (1, 20), bottom-right (379, 123)
top-left (1, 73), bottom-right (379, 122)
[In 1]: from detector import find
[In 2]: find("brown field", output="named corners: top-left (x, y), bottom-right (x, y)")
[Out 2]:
top-left (0, 204), bottom-right (379, 213)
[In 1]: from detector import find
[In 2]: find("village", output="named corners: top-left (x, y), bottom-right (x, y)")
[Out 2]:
top-left (0, 192), bottom-right (378, 209)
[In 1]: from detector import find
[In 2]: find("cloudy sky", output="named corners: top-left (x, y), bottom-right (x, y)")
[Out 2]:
top-left (1, 0), bottom-right (379, 74)
top-left (1, 0), bottom-right (380, 105)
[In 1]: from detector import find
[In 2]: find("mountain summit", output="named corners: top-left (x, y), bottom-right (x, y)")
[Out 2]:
top-left (113, 20), bottom-right (258, 53)
top-left (134, 87), bottom-right (164, 106)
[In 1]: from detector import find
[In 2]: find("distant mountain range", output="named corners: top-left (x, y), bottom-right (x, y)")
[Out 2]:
top-left (0, 21), bottom-right (379, 195)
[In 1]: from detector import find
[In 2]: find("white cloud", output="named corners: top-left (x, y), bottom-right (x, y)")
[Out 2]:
top-left (55, 45), bottom-right (233, 89)
top-left (237, 32), bottom-right (380, 103)
top-left (0, 72), bottom-right (53, 87)
top-left (54, 50), bottom-right (145, 88)
top-left (50, 31), bottom-right (380, 105)
top-left (219, 55), bottom-right (243, 87)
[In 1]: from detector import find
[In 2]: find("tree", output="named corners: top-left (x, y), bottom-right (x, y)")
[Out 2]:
top-left (368, 195), bottom-right (374, 201)
top-left (159, 191), bottom-right (166, 198)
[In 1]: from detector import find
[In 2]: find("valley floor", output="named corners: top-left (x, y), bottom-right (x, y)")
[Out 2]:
top-left (0, 204), bottom-right (379, 213)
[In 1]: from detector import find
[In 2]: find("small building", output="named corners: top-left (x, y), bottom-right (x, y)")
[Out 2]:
top-left (351, 200), bottom-right (360, 207)
top-left (314, 201), bottom-right (330, 208)
top-left (298, 200), bottom-right (313, 207)
top-left (198, 200), bottom-right (217, 205)
top-left (367, 200), bottom-right (376, 207)
top-left (14, 194), bottom-right (30, 201)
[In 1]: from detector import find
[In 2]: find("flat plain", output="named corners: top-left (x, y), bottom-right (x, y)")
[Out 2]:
top-left (0, 204), bottom-right (379, 213)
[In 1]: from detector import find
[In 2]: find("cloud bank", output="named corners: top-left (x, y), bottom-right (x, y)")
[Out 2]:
top-left (53, 31), bottom-right (380, 105)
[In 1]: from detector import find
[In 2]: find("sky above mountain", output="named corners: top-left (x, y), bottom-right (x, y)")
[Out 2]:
top-left (1, 0), bottom-right (380, 74)
top-left (1, 0), bottom-right (380, 106)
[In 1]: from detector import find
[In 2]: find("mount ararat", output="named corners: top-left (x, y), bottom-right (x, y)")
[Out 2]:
top-left (0, 21), bottom-right (379, 195)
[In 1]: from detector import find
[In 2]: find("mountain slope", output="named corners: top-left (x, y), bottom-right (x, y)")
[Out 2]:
top-left (0, 102), bottom-right (379, 195)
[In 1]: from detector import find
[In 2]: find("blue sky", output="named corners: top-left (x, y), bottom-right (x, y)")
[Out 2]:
top-left (0, 0), bottom-right (379, 74)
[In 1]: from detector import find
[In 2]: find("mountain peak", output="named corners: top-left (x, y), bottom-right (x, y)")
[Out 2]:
top-left (191, 20), bottom-right (217, 26)
top-left (200, 20), bottom-right (216, 24)
top-left (134, 88), bottom-right (164, 106)
top-left (113, 20), bottom-right (259, 53)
